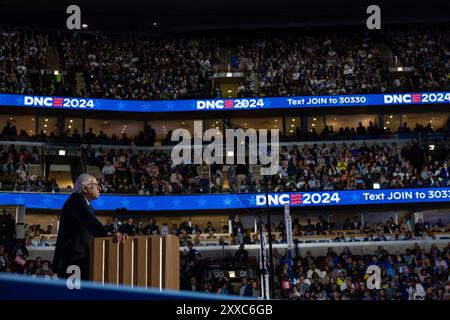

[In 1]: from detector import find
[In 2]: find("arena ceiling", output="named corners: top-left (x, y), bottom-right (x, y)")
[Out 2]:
top-left (0, 0), bottom-right (449, 32)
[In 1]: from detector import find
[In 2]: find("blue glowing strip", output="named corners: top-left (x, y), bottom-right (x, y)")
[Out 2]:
top-left (0, 92), bottom-right (448, 113)
top-left (1, 188), bottom-right (450, 211)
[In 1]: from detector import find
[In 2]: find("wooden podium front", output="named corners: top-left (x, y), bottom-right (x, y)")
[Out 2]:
top-left (89, 235), bottom-right (179, 290)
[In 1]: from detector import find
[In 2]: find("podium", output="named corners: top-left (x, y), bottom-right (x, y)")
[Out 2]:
top-left (90, 235), bottom-right (179, 290)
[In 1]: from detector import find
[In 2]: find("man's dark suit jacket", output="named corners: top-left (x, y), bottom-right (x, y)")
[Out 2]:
top-left (52, 193), bottom-right (108, 280)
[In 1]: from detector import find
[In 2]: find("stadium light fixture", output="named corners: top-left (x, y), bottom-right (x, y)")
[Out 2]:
top-left (82, 24), bottom-right (88, 29)
top-left (58, 150), bottom-right (66, 156)
top-left (373, 182), bottom-right (380, 189)
top-left (429, 145), bottom-right (435, 151)
top-left (226, 72), bottom-right (232, 77)
top-left (53, 70), bottom-right (59, 75)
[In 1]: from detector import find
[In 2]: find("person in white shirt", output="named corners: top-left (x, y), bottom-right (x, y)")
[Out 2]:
top-left (101, 161), bottom-right (116, 175)
top-left (306, 264), bottom-right (322, 279)
top-left (407, 279), bottom-right (425, 300)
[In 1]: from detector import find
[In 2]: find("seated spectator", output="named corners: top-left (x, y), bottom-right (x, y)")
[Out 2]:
top-left (234, 244), bottom-right (249, 262)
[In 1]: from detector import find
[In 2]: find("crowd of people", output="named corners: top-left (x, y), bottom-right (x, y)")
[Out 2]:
top-left (0, 142), bottom-right (47, 191)
top-left (1, 26), bottom-right (449, 99)
top-left (59, 33), bottom-right (220, 100)
top-left (1, 214), bottom-right (449, 299)
top-left (3, 120), bottom-right (446, 147)
top-left (234, 32), bottom-right (389, 97)
top-left (278, 243), bottom-right (449, 300)
top-left (2, 125), bottom-right (450, 195)
top-left (82, 138), bottom-right (450, 195)
top-left (85, 146), bottom-right (211, 195)
top-left (0, 29), bottom-right (49, 95)
top-left (253, 140), bottom-right (447, 193)
top-left (386, 27), bottom-right (450, 92)
top-left (87, 214), bottom-right (449, 247)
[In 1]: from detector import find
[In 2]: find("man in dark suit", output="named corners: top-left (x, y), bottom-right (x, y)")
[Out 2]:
top-left (231, 214), bottom-right (244, 244)
top-left (53, 174), bottom-right (127, 280)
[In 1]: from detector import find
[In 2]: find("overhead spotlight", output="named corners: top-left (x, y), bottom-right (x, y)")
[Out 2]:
top-left (69, 119), bottom-right (73, 123)
top-left (227, 90), bottom-right (232, 93)
top-left (45, 119), bottom-right (48, 122)
top-left (58, 150), bottom-right (66, 156)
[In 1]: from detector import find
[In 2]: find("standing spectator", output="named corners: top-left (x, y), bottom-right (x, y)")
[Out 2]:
top-left (143, 218), bottom-right (159, 235)
top-left (239, 278), bottom-right (253, 297)
top-left (231, 214), bottom-right (245, 244)
top-left (0, 245), bottom-right (10, 272)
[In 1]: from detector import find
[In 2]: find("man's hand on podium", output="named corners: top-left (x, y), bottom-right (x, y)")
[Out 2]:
top-left (112, 232), bottom-right (129, 244)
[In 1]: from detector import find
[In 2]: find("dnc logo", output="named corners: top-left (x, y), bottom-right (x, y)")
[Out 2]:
top-left (24, 96), bottom-right (63, 107)
top-left (383, 93), bottom-right (422, 104)
top-left (256, 193), bottom-right (302, 206)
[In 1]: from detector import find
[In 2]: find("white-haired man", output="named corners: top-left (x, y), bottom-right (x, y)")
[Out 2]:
top-left (53, 174), bottom-right (127, 280)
